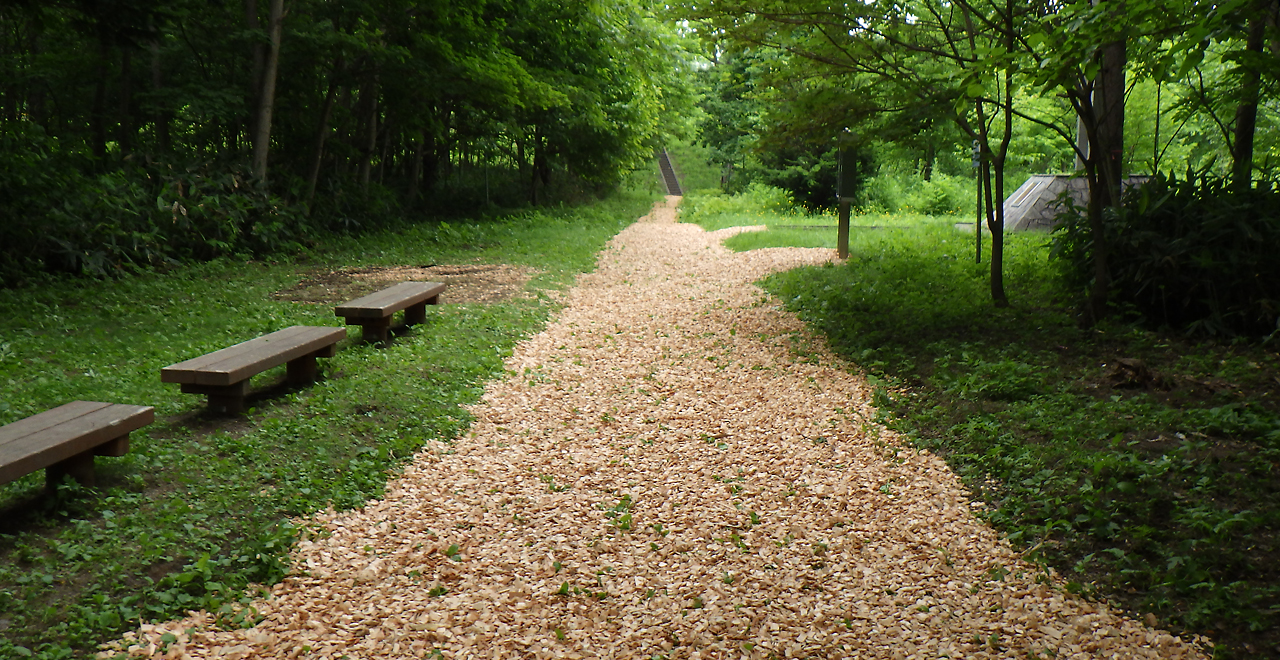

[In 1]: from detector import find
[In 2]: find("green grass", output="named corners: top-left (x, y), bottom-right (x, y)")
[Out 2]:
top-left (0, 190), bottom-right (654, 659)
top-left (689, 192), bottom-right (1280, 658)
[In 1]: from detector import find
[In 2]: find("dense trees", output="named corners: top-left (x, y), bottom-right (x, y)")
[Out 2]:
top-left (0, 0), bottom-right (694, 286)
top-left (678, 0), bottom-right (1280, 318)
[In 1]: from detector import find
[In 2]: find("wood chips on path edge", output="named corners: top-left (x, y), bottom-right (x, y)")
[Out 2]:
top-left (111, 198), bottom-right (1209, 660)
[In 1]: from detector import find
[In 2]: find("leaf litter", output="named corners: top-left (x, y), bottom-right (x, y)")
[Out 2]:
top-left (107, 197), bottom-right (1209, 659)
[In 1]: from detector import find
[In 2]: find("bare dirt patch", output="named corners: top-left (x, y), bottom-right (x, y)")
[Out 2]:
top-left (272, 264), bottom-right (542, 305)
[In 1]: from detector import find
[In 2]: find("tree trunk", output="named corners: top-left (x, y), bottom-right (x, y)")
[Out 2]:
top-left (27, 26), bottom-right (45, 125)
top-left (533, 131), bottom-right (551, 204)
top-left (1078, 14), bottom-right (1126, 324)
top-left (355, 76), bottom-right (379, 188)
top-left (245, 0), bottom-right (265, 145)
top-left (91, 33), bottom-right (110, 163)
top-left (423, 131), bottom-right (440, 192)
top-left (150, 38), bottom-right (170, 152)
top-left (985, 3), bottom-right (1015, 308)
top-left (251, 0), bottom-right (283, 182)
top-left (304, 67), bottom-right (340, 212)
top-left (376, 113), bottom-right (391, 186)
top-left (118, 48), bottom-right (133, 156)
top-left (407, 131), bottom-right (426, 203)
top-left (1231, 10), bottom-right (1267, 191)
top-left (1095, 39), bottom-right (1126, 208)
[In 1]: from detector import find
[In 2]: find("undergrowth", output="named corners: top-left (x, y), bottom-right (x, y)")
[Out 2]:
top-left (0, 190), bottom-right (652, 658)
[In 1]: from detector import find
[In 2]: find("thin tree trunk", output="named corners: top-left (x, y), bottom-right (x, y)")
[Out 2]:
top-left (27, 25), bottom-right (45, 125)
top-left (408, 131), bottom-right (426, 203)
top-left (245, 0), bottom-right (265, 145)
top-left (376, 113), bottom-right (391, 186)
top-left (91, 32), bottom-right (110, 163)
top-left (251, 0), bottom-right (283, 182)
top-left (356, 76), bottom-right (379, 188)
top-left (304, 65), bottom-right (340, 212)
top-left (118, 48), bottom-right (133, 156)
top-left (150, 38), bottom-right (170, 152)
top-left (1231, 10), bottom-right (1267, 190)
top-left (984, 2), bottom-right (1017, 308)
top-left (988, 54), bottom-right (1013, 308)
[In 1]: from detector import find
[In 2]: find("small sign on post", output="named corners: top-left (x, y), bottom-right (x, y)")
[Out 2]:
top-left (836, 131), bottom-right (858, 259)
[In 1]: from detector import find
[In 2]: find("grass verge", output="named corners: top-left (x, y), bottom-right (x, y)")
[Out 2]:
top-left (0, 190), bottom-right (654, 659)
top-left (687, 198), bottom-right (1280, 658)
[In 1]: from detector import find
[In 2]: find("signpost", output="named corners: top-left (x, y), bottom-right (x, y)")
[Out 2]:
top-left (836, 132), bottom-right (858, 259)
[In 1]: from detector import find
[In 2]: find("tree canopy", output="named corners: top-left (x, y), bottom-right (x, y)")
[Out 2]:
top-left (676, 0), bottom-right (1280, 314)
top-left (0, 0), bottom-right (696, 285)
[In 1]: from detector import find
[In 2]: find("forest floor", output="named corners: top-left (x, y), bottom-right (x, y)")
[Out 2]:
top-left (112, 197), bottom-right (1209, 659)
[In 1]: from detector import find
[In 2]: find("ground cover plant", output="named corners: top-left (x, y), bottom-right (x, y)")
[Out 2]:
top-left (682, 195), bottom-right (1280, 658)
top-left (0, 190), bottom-right (652, 659)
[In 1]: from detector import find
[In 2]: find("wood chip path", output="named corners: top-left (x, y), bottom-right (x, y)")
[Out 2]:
top-left (114, 197), bottom-right (1207, 659)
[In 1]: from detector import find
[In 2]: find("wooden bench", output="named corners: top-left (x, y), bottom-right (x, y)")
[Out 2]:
top-left (334, 281), bottom-right (447, 343)
top-left (161, 325), bottom-right (346, 413)
top-left (0, 401), bottom-right (154, 490)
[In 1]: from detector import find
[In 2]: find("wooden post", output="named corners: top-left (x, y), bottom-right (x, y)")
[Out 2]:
top-left (837, 200), bottom-right (850, 259)
top-left (836, 131), bottom-right (858, 260)
top-left (287, 354), bottom-right (319, 384)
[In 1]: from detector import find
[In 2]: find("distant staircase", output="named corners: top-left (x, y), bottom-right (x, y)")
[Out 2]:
top-left (657, 148), bottom-right (683, 196)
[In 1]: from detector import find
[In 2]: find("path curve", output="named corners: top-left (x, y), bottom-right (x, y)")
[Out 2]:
top-left (117, 198), bottom-right (1206, 660)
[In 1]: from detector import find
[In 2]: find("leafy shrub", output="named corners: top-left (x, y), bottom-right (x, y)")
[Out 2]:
top-left (0, 142), bottom-right (311, 286)
top-left (679, 184), bottom-right (796, 227)
top-left (862, 170), bottom-right (970, 215)
top-left (0, 123), bottom-right (88, 285)
top-left (1052, 171), bottom-right (1280, 336)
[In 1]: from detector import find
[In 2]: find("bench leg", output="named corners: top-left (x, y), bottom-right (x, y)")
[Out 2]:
top-left (182, 381), bottom-right (250, 414)
top-left (208, 392), bottom-right (246, 414)
top-left (287, 353), bottom-right (319, 384)
top-left (404, 301), bottom-right (428, 326)
top-left (359, 317), bottom-right (392, 343)
top-left (47, 452), bottom-right (95, 490)
top-left (95, 433), bottom-right (131, 457)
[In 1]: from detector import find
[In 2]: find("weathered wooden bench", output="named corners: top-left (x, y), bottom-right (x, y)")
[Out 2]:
top-left (0, 401), bottom-right (154, 490)
top-left (334, 281), bottom-right (447, 343)
top-left (161, 325), bottom-right (346, 413)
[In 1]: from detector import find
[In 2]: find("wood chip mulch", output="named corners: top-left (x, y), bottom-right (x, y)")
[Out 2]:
top-left (109, 197), bottom-right (1209, 659)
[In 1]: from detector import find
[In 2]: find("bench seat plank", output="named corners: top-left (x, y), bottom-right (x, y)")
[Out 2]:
top-left (161, 326), bottom-right (346, 387)
top-left (0, 401), bottom-right (154, 486)
top-left (335, 281), bottom-right (446, 319)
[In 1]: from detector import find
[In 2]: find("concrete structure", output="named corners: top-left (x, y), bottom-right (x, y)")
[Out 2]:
top-left (1002, 174), bottom-right (1150, 231)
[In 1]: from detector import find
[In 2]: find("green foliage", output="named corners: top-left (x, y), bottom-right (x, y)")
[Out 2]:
top-left (862, 170), bottom-right (973, 216)
top-left (662, 140), bottom-right (724, 194)
top-left (679, 184), bottom-right (795, 229)
top-left (0, 0), bottom-right (697, 286)
top-left (0, 190), bottom-right (650, 659)
top-left (1052, 171), bottom-right (1280, 336)
top-left (0, 129), bottom-right (310, 286)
